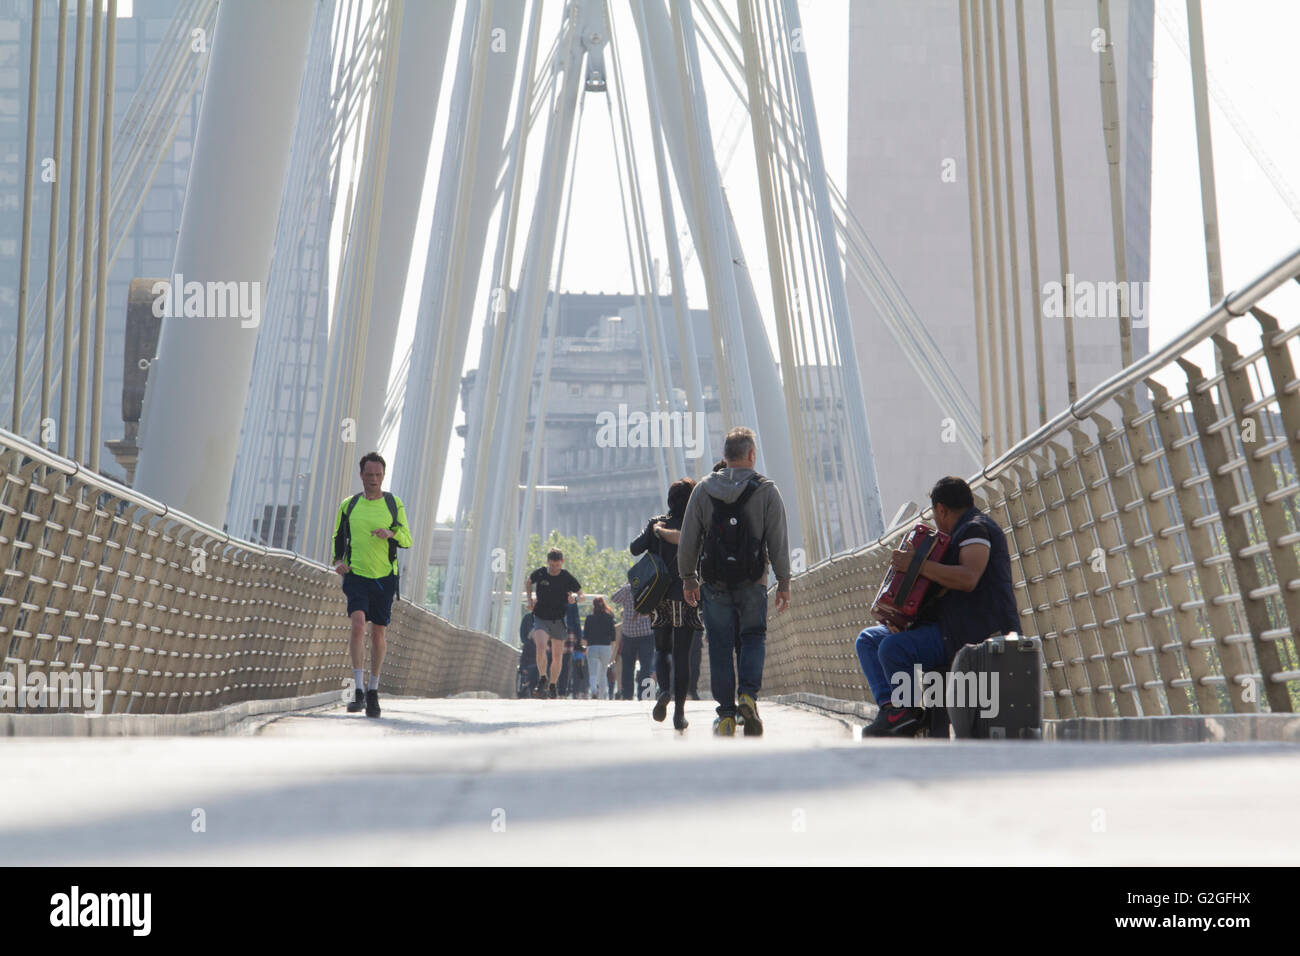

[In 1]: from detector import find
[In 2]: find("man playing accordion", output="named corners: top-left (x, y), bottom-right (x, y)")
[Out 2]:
top-left (856, 476), bottom-right (1019, 737)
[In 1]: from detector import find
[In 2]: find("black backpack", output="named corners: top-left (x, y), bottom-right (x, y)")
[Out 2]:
top-left (699, 474), bottom-right (766, 588)
top-left (627, 550), bottom-right (671, 615)
top-left (333, 492), bottom-right (403, 596)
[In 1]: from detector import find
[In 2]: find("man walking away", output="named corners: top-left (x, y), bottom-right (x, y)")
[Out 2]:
top-left (610, 581), bottom-right (656, 699)
top-left (679, 427), bottom-right (791, 736)
top-left (333, 452), bottom-right (413, 718)
top-left (527, 549), bottom-right (582, 698)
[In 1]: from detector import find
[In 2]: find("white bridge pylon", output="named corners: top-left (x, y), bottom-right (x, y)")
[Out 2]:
top-left (129, 0), bottom-right (887, 633)
top-left (436, 0), bottom-right (887, 636)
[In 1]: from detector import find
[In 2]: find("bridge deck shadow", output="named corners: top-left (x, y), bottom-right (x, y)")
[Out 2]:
top-left (1, 698), bottom-right (1295, 865)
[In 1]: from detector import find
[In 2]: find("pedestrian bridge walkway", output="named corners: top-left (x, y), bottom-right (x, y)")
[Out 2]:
top-left (2, 696), bottom-right (1296, 865)
top-left (1, 252), bottom-right (1299, 742)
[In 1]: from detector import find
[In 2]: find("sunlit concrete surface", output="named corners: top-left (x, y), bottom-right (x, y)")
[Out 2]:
top-left (1, 698), bottom-right (1298, 865)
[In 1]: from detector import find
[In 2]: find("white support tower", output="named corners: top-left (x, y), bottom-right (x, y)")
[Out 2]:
top-left (135, 0), bottom-right (315, 524)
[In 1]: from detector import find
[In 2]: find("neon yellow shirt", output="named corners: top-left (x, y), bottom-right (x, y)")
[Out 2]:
top-left (333, 494), bottom-right (413, 579)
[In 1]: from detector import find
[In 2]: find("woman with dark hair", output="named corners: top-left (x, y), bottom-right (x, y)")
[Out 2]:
top-left (583, 596), bottom-right (616, 699)
top-left (630, 477), bottom-right (699, 731)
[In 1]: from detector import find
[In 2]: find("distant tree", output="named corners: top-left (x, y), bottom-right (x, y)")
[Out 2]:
top-left (524, 530), bottom-right (634, 609)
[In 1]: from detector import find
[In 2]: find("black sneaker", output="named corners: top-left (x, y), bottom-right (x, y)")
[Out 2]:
top-left (534, 676), bottom-right (549, 699)
top-left (673, 704), bottom-right (688, 732)
top-left (652, 692), bottom-right (670, 722)
top-left (861, 703), bottom-right (924, 738)
top-left (365, 689), bottom-right (381, 718)
top-left (346, 688), bottom-right (366, 713)
top-left (548, 683), bottom-right (557, 699)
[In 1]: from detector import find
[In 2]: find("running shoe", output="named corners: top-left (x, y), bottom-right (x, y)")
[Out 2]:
top-left (861, 703), bottom-right (924, 738)
top-left (737, 693), bottom-right (763, 737)
top-left (712, 715), bottom-right (736, 736)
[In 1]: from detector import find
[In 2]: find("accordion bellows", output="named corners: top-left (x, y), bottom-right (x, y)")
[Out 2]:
top-left (870, 523), bottom-right (951, 629)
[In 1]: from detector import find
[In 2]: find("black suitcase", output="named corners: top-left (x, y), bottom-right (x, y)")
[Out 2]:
top-left (947, 633), bottom-right (1043, 739)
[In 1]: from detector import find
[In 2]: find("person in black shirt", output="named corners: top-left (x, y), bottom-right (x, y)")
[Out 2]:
top-left (631, 477), bottom-right (698, 731)
top-left (856, 476), bottom-right (1019, 737)
top-left (527, 548), bottom-right (583, 699)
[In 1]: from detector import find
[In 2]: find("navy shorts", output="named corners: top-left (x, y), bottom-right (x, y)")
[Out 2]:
top-left (342, 573), bottom-right (398, 626)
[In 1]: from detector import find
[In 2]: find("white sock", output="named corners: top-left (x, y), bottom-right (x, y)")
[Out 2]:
top-left (353, 669), bottom-right (364, 691)
top-left (368, 674), bottom-right (380, 691)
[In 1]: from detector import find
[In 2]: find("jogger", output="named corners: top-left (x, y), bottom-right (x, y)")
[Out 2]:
top-left (333, 452), bottom-right (412, 719)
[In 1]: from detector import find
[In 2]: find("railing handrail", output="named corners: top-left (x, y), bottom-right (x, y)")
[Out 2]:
top-left (0, 424), bottom-right (494, 636)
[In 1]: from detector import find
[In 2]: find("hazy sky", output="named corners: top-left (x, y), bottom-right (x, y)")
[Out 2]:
top-left (385, 0), bottom-right (1300, 521)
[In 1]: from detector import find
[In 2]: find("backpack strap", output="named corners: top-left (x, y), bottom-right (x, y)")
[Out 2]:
top-left (382, 492), bottom-right (401, 570)
top-left (734, 474), bottom-right (763, 508)
top-left (333, 493), bottom-right (363, 564)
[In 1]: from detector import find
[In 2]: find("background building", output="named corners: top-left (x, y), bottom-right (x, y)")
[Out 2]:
top-left (457, 291), bottom-right (723, 553)
top-left (846, 0), bottom-right (1153, 516)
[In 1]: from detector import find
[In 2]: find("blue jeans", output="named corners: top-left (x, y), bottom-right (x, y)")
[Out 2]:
top-left (855, 623), bottom-right (947, 707)
top-left (700, 582), bottom-right (767, 717)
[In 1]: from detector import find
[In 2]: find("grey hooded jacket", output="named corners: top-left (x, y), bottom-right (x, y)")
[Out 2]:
top-left (678, 467), bottom-right (791, 590)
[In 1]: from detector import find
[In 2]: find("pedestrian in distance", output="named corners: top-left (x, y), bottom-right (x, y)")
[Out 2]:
top-left (559, 593), bottom-right (582, 696)
top-left (610, 581), bottom-right (657, 699)
top-left (526, 548), bottom-right (583, 698)
top-left (583, 597), bottom-right (616, 699)
top-left (679, 427), bottom-right (791, 736)
top-left (517, 607), bottom-right (539, 698)
top-left (333, 451), bottom-right (412, 719)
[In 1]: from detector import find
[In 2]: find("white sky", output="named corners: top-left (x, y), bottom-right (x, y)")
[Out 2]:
top-left (387, 0), bottom-right (1300, 521)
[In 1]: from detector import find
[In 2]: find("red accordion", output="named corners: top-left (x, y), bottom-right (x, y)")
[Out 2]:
top-left (870, 523), bottom-right (951, 629)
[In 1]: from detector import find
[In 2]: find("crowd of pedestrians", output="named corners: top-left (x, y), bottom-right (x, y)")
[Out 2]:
top-left (338, 427), bottom-right (794, 736)
top-left (511, 428), bottom-right (792, 736)
top-left (338, 426), bottom-right (1021, 744)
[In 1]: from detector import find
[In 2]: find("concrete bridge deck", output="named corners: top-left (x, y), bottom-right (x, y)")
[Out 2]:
top-left (1, 698), bottom-right (1297, 865)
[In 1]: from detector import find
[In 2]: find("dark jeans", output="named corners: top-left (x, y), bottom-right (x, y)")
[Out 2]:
top-left (620, 633), bottom-right (656, 699)
top-left (689, 629), bottom-right (702, 699)
top-left (558, 651), bottom-right (572, 695)
top-left (700, 582), bottom-right (767, 718)
top-left (855, 623), bottom-right (947, 707)
top-left (653, 624), bottom-right (694, 706)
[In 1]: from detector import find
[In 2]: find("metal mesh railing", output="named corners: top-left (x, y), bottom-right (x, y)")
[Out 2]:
top-left (766, 247), bottom-right (1300, 718)
top-left (0, 436), bottom-right (516, 715)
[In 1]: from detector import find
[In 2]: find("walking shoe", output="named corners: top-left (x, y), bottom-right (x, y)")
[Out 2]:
top-left (712, 715), bottom-right (736, 736)
top-left (346, 688), bottom-right (366, 713)
top-left (365, 689), bottom-right (381, 719)
top-left (861, 703), bottom-right (924, 738)
top-left (549, 683), bottom-right (558, 699)
top-left (673, 704), bottom-right (688, 732)
top-left (533, 676), bottom-right (549, 699)
top-left (737, 694), bottom-right (763, 737)
top-left (652, 692), bottom-right (670, 722)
